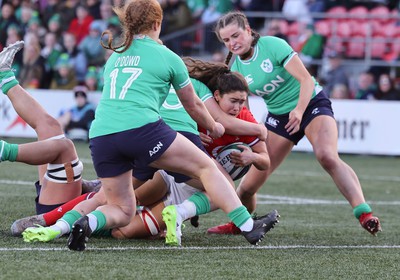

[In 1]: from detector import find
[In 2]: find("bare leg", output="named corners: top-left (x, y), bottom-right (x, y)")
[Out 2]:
top-left (305, 116), bottom-right (365, 207)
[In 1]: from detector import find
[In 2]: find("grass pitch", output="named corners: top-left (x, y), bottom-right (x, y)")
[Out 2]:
top-left (0, 138), bottom-right (399, 279)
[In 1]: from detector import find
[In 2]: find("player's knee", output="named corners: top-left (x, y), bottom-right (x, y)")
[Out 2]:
top-left (45, 158), bottom-right (83, 183)
top-left (314, 149), bottom-right (338, 170)
top-left (35, 115), bottom-right (63, 137)
top-left (237, 187), bottom-right (257, 198)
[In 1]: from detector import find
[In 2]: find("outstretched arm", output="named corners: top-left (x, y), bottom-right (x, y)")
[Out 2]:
top-left (205, 97), bottom-right (268, 141)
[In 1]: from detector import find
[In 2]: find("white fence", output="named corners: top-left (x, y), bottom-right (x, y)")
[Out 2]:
top-left (249, 96), bottom-right (400, 156)
top-left (1, 90), bottom-right (400, 156)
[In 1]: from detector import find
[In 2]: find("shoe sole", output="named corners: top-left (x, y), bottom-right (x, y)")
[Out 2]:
top-left (252, 210), bottom-right (280, 245)
top-left (363, 218), bottom-right (382, 236)
top-left (0, 41), bottom-right (24, 71)
top-left (67, 224), bottom-right (88, 251)
top-left (11, 215), bottom-right (46, 237)
top-left (162, 207), bottom-right (180, 246)
top-left (22, 227), bottom-right (59, 243)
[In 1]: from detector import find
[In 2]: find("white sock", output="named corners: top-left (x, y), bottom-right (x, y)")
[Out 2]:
top-left (239, 218), bottom-right (254, 232)
top-left (87, 213), bottom-right (98, 232)
top-left (49, 219), bottom-right (70, 237)
top-left (176, 200), bottom-right (197, 221)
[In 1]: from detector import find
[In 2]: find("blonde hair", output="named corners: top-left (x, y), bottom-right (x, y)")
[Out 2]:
top-left (101, 0), bottom-right (163, 53)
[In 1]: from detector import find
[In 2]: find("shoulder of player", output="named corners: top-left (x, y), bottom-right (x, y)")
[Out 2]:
top-left (238, 107), bottom-right (257, 123)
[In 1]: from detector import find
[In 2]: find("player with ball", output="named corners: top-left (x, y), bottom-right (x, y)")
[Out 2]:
top-left (162, 58), bottom-right (279, 245)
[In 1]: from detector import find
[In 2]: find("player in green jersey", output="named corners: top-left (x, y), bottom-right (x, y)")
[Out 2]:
top-left (213, 11), bottom-right (381, 236)
top-left (63, 0), bottom-right (276, 251)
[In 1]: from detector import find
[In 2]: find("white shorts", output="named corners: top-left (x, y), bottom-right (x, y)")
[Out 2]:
top-left (158, 170), bottom-right (199, 206)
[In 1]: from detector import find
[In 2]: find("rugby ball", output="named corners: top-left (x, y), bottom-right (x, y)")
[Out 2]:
top-left (215, 142), bottom-right (251, 181)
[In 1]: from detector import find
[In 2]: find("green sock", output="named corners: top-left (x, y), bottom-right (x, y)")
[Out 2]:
top-left (91, 210), bottom-right (107, 233)
top-left (227, 206), bottom-right (251, 228)
top-left (93, 228), bottom-right (112, 237)
top-left (353, 203), bottom-right (372, 219)
top-left (0, 140), bottom-right (18, 162)
top-left (61, 210), bottom-right (82, 229)
top-left (0, 71), bottom-right (19, 95)
top-left (188, 192), bottom-right (211, 215)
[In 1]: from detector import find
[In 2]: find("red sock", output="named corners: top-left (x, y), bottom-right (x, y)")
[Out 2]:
top-left (43, 192), bottom-right (96, 225)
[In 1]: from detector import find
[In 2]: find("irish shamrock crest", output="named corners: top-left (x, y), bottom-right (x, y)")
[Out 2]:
top-left (261, 59), bottom-right (273, 73)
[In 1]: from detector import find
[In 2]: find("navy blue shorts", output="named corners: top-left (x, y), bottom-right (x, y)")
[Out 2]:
top-left (90, 119), bottom-right (177, 178)
top-left (133, 131), bottom-right (208, 182)
top-left (264, 91), bottom-right (334, 145)
top-left (34, 181), bottom-right (63, 214)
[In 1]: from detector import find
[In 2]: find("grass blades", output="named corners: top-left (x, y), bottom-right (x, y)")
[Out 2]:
top-left (0, 139), bottom-right (399, 279)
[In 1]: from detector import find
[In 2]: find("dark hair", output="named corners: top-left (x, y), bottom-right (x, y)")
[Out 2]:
top-left (214, 11), bottom-right (260, 65)
top-left (182, 57), bottom-right (249, 95)
top-left (101, 0), bottom-right (163, 53)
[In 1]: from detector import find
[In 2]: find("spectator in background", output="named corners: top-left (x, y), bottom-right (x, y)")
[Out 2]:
top-left (353, 71), bottom-right (377, 100)
top-left (374, 73), bottom-right (400, 100)
top-left (41, 32), bottom-right (63, 89)
top-left (298, 24), bottom-right (325, 77)
top-left (17, 4), bottom-right (36, 36)
top-left (47, 14), bottom-right (63, 44)
top-left (67, 4), bottom-right (94, 44)
top-left (161, 0), bottom-right (193, 54)
top-left (5, 25), bottom-right (23, 77)
top-left (50, 53), bottom-right (78, 90)
top-left (97, 1), bottom-right (118, 32)
top-left (201, 0), bottom-right (233, 53)
top-left (26, 16), bottom-right (47, 42)
top-left (18, 33), bottom-right (46, 89)
top-left (79, 20), bottom-right (106, 67)
top-left (330, 84), bottom-right (350, 99)
top-left (186, 0), bottom-right (207, 21)
top-left (95, 48), bottom-right (114, 91)
top-left (62, 32), bottom-right (88, 82)
top-left (263, 19), bottom-right (288, 42)
top-left (238, 0), bottom-right (275, 31)
top-left (87, 0), bottom-right (102, 20)
top-left (41, 0), bottom-right (61, 27)
top-left (282, 0), bottom-right (312, 25)
top-left (84, 66), bottom-right (101, 92)
top-left (57, 85), bottom-right (95, 141)
top-left (58, 0), bottom-right (80, 32)
top-left (319, 51), bottom-right (349, 97)
top-left (0, 3), bottom-right (18, 48)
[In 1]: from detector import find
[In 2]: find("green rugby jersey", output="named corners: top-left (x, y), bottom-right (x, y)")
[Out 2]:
top-left (89, 36), bottom-right (191, 138)
top-left (231, 36), bottom-right (322, 115)
top-left (161, 78), bottom-right (213, 135)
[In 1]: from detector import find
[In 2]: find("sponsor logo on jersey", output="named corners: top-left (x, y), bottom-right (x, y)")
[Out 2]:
top-left (266, 116), bottom-right (279, 128)
top-left (261, 59), bottom-right (273, 73)
top-left (312, 108), bottom-right (320, 115)
top-left (255, 75), bottom-right (285, 96)
top-left (149, 141), bottom-right (164, 157)
top-left (245, 74), bottom-right (254, 85)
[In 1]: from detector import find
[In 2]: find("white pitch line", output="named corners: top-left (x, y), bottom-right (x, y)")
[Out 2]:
top-left (0, 179), bottom-right (32, 186)
top-left (1, 245), bottom-right (400, 252)
top-left (2, 182), bottom-right (400, 205)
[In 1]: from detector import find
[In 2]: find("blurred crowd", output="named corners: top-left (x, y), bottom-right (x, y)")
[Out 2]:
top-left (1, 0), bottom-right (121, 92)
top-left (1, 0), bottom-right (400, 100)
